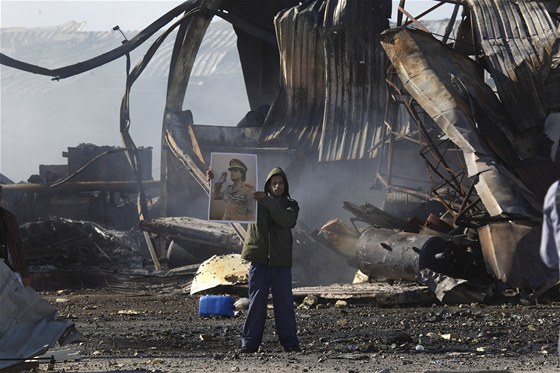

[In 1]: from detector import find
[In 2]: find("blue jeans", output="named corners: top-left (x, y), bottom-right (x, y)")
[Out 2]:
top-left (241, 262), bottom-right (299, 350)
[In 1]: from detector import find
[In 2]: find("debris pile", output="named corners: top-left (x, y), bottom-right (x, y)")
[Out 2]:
top-left (1, 0), bottom-right (560, 304)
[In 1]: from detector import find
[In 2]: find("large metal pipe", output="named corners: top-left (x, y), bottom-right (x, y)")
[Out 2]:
top-left (356, 227), bottom-right (449, 281)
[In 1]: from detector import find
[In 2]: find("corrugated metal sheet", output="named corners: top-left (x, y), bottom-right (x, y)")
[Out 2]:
top-left (258, 1), bottom-right (327, 149)
top-left (467, 0), bottom-right (558, 134)
top-left (380, 27), bottom-right (542, 218)
top-left (319, 0), bottom-right (391, 161)
top-left (259, 0), bottom-right (392, 161)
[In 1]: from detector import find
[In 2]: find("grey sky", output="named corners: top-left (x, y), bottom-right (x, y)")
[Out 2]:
top-left (1, 1), bottom-right (455, 31)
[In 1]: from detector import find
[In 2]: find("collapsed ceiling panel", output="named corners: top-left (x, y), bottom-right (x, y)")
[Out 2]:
top-left (466, 0), bottom-right (558, 142)
top-left (380, 27), bottom-right (542, 218)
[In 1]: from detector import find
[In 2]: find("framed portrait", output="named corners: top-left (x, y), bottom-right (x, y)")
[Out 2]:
top-left (208, 152), bottom-right (258, 223)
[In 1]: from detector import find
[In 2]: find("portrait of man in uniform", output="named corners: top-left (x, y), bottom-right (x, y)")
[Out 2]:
top-left (207, 153), bottom-right (258, 223)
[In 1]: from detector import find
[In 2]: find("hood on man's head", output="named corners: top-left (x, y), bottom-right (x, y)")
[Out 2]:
top-left (264, 167), bottom-right (289, 197)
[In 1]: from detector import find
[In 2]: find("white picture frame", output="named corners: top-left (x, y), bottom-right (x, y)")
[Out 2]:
top-left (208, 152), bottom-right (258, 223)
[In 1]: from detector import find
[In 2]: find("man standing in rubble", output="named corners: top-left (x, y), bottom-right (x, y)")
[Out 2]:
top-left (207, 158), bottom-right (256, 221)
top-left (0, 186), bottom-right (31, 287)
top-left (239, 167), bottom-right (300, 353)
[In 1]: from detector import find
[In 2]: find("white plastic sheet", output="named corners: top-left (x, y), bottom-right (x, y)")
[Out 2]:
top-left (0, 260), bottom-right (76, 369)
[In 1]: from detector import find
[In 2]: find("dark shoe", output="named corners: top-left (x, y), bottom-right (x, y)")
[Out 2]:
top-left (239, 346), bottom-right (259, 353)
top-left (284, 345), bottom-right (301, 352)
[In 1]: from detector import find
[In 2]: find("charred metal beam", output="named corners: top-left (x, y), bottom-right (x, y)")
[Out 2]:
top-left (442, 3), bottom-right (461, 45)
top-left (0, 1), bottom-right (201, 80)
top-left (161, 0), bottom-right (218, 214)
top-left (380, 27), bottom-right (542, 218)
top-left (383, 69), bottom-right (475, 220)
top-left (343, 201), bottom-right (409, 232)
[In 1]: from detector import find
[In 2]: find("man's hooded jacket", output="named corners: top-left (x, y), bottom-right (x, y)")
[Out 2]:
top-left (241, 167), bottom-right (299, 267)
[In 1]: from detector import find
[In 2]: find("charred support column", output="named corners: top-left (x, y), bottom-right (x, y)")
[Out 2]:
top-left (159, 0), bottom-right (246, 241)
top-left (160, 0), bottom-right (221, 217)
top-left (356, 227), bottom-right (449, 281)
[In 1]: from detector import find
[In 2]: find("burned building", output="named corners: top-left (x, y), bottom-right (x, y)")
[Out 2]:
top-left (1, 0), bottom-right (560, 296)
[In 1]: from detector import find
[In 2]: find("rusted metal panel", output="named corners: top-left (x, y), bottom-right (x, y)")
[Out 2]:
top-left (425, 213), bottom-right (454, 234)
top-left (467, 0), bottom-right (558, 137)
top-left (467, 156), bottom-right (542, 218)
top-left (140, 216), bottom-right (243, 250)
top-left (165, 0), bottom-right (221, 111)
top-left (478, 222), bottom-right (556, 290)
top-left (141, 216), bottom-right (243, 267)
top-left (380, 28), bottom-right (542, 218)
top-left (417, 269), bottom-right (492, 304)
top-left (381, 28), bottom-right (514, 162)
top-left (161, 0), bottom-right (221, 222)
top-left (159, 0), bottom-right (215, 219)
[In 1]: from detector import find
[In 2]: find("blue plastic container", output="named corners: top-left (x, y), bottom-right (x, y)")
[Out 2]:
top-left (199, 295), bottom-right (235, 318)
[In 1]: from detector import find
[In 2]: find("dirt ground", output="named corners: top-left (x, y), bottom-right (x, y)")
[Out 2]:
top-left (25, 280), bottom-right (560, 373)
